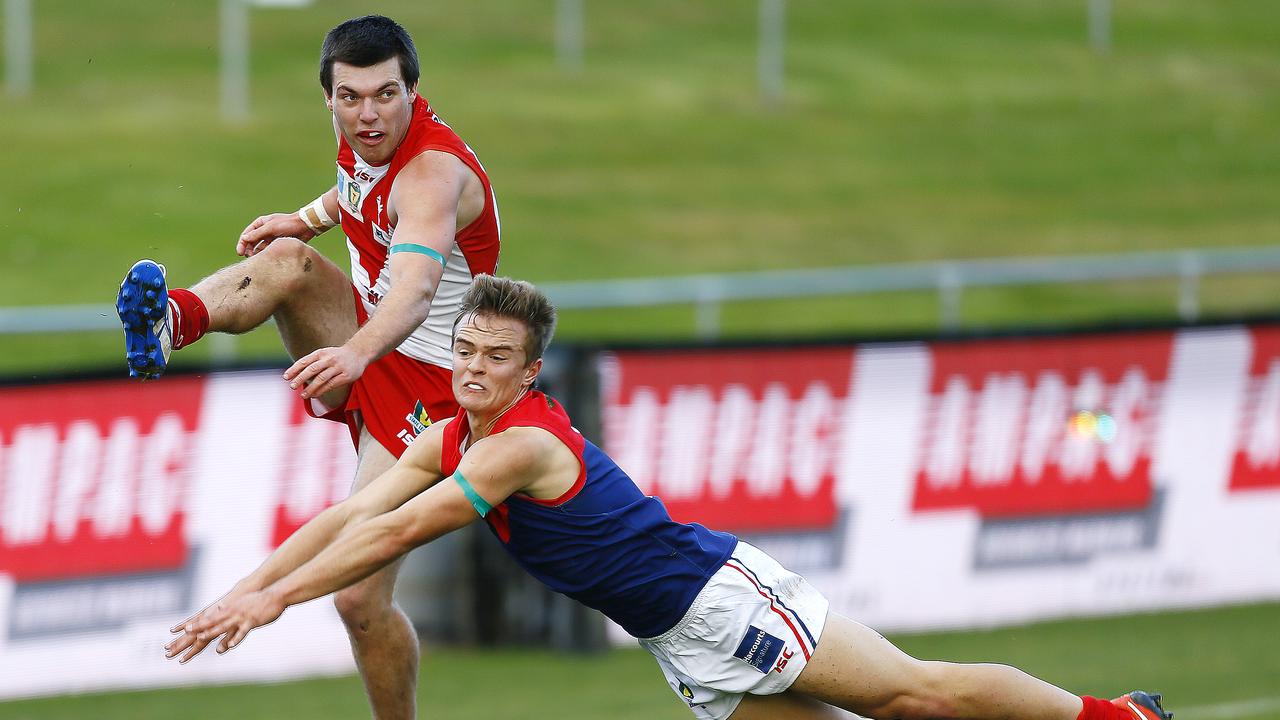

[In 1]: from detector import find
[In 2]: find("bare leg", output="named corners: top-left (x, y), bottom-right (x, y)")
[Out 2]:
top-left (771, 613), bottom-right (1082, 720)
top-left (332, 428), bottom-right (419, 720)
top-left (187, 241), bottom-right (417, 715)
top-left (187, 238), bottom-right (358, 409)
top-left (190, 237), bottom-right (356, 339)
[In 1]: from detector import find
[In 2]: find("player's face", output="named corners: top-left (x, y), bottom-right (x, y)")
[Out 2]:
top-left (452, 313), bottom-right (542, 417)
top-left (327, 58), bottom-right (416, 166)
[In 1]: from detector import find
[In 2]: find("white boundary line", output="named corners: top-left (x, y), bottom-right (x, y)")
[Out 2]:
top-left (1178, 697), bottom-right (1280, 719)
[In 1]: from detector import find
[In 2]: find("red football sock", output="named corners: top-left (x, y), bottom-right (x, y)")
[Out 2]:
top-left (1078, 696), bottom-right (1125, 720)
top-left (167, 288), bottom-right (210, 350)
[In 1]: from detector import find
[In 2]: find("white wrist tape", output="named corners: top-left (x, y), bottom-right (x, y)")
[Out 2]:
top-left (297, 197), bottom-right (338, 234)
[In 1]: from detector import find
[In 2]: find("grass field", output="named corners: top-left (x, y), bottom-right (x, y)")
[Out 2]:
top-left (3, 601), bottom-right (1278, 719)
top-left (2, 1), bottom-right (1279, 373)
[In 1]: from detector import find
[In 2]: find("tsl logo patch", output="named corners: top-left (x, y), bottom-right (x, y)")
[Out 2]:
top-left (397, 400), bottom-right (433, 447)
top-left (406, 400), bottom-right (431, 436)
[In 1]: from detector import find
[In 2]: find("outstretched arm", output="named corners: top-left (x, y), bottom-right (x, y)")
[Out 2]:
top-left (164, 420), bottom-right (449, 662)
top-left (175, 429), bottom-right (552, 659)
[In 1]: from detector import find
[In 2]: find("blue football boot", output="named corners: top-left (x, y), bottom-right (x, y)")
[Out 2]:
top-left (116, 259), bottom-right (173, 380)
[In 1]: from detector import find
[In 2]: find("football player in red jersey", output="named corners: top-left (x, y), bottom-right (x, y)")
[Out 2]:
top-left (118, 15), bottom-right (499, 719)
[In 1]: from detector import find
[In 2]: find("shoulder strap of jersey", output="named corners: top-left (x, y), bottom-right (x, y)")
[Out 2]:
top-left (439, 406), bottom-right (469, 475)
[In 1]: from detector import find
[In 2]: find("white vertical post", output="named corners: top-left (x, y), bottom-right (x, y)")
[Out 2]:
top-left (1178, 251), bottom-right (1202, 322)
top-left (695, 298), bottom-right (721, 340)
top-left (4, 0), bottom-right (33, 97)
top-left (758, 0), bottom-right (785, 104)
top-left (1089, 0), bottom-right (1111, 54)
top-left (556, 0), bottom-right (583, 73)
top-left (220, 0), bottom-right (250, 123)
top-left (938, 264), bottom-right (963, 331)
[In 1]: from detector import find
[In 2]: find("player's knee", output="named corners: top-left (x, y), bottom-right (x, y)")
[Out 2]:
top-left (258, 237), bottom-right (320, 288)
top-left (863, 661), bottom-right (958, 720)
top-left (333, 583), bottom-right (392, 629)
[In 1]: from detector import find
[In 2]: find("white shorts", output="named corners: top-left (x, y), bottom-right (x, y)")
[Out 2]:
top-left (639, 542), bottom-right (830, 720)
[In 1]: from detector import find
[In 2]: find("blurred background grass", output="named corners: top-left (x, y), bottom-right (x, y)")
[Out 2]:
top-left (2, 0), bottom-right (1278, 373)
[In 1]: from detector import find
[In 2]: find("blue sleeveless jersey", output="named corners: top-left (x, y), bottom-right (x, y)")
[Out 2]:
top-left (441, 391), bottom-right (737, 638)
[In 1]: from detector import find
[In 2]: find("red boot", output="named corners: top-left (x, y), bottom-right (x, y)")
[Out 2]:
top-left (1111, 691), bottom-right (1172, 720)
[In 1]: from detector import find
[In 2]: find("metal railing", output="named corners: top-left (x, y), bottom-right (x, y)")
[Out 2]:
top-left (3, 246), bottom-right (1280, 346)
top-left (539, 245), bottom-right (1280, 336)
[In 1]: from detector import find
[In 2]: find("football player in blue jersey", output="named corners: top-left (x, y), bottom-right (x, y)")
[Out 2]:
top-left (165, 275), bottom-right (1170, 720)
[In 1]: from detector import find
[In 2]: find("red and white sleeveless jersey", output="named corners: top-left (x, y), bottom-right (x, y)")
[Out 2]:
top-left (334, 95), bottom-right (501, 368)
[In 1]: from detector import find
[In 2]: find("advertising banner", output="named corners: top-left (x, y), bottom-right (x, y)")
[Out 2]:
top-left (601, 346), bottom-right (856, 575)
top-left (6, 321), bottom-right (1280, 697)
top-left (0, 372), bottom-right (356, 700)
top-left (601, 326), bottom-right (1280, 635)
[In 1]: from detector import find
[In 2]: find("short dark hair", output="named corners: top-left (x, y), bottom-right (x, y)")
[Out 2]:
top-left (319, 15), bottom-right (420, 94)
top-left (455, 275), bottom-right (558, 364)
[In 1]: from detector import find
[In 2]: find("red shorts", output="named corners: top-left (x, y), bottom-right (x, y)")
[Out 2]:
top-left (303, 287), bottom-right (459, 458)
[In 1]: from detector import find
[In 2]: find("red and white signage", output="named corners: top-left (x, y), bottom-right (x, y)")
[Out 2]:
top-left (601, 348), bottom-right (852, 532)
top-left (912, 333), bottom-right (1171, 518)
top-left (0, 379), bottom-right (202, 582)
top-left (0, 372), bottom-right (356, 701)
top-left (602, 325), bottom-right (1280, 638)
top-left (269, 402), bottom-right (356, 547)
top-left (5, 322), bottom-right (1280, 697)
top-left (1231, 326), bottom-right (1280, 491)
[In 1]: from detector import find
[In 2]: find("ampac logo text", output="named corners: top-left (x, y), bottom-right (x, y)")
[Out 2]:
top-left (0, 379), bottom-right (203, 582)
top-left (913, 334), bottom-right (1172, 518)
top-left (602, 349), bottom-right (853, 532)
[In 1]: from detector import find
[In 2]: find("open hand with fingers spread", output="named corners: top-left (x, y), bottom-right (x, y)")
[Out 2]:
top-left (164, 590), bottom-right (243, 662)
top-left (284, 345), bottom-right (371, 400)
top-left (165, 589), bottom-right (286, 663)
